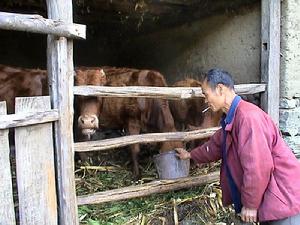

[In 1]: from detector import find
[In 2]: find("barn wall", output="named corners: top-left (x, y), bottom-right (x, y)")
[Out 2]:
top-left (118, 3), bottom-right (261, 85)
top-left (279, 0), bottom-right (300, 157)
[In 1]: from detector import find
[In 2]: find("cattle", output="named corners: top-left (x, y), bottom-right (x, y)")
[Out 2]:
top-left (169, 79), bottom-right (207, 131)
top-left (0, 64), bottom-right (184, 179)
top-left (170, 78), bottom-right (223, 130)
top-left (74, 67), bottom-right (183, 179)
top-left (0, 64), bottom-right (104, 115)
top-left (0, 65), bottom-right (120, 143)
top-left (0, 64), bottom-right (48, 114)
top-left (73, 68), bottom-right (106, 141)
top-left (169, 79), bottom-right (260, 133)
top-left (169, 78), bottom-right (223, 148)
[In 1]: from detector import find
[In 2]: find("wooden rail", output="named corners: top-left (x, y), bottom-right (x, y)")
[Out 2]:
top-left (0, 12), bottom-right (86, 39)
top-left (0, 109), bottom-right (59, 129)
top-left (77, 171), bottom-right (219, 205)
top-left (75, 127), bottom-right (219, 152)
top-left (73, 83), bottom-right (266, 99)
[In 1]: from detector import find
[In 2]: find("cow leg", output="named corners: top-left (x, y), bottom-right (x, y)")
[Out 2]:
top-left (159, 101), bottom-right (184, 152)
top-left (127, 119), bottom-right (141, 180)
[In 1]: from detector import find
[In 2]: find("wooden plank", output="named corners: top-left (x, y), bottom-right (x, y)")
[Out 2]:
top-left (0, 109), bottom-right (59, 129)
top-left (75, 127), bottom-right (219, 152)
top-left (261, 0), bottom-right (281, 124)
top-left (15, 96), bottom-right (57, 225)
top-left (0, 101), bottom-right (16, 225)
top-left (0, 12), bottom-right (86, 39)
top-left (46, 1), bottom-right (79, 224)
top-left (77, 171), bottom-right (219, 205)
top-left (73, 83), bottom-right (266, 99)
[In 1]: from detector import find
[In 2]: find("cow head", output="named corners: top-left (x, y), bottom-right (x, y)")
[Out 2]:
top-left (74, 68), bottom-right (106, 140)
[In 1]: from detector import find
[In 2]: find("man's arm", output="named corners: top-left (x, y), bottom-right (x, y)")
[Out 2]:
top-left (176, 129), bottom-right (222, 163)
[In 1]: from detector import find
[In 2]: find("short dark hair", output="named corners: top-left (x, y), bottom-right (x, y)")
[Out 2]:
top-left (203, 68), bottom-right (235, 90)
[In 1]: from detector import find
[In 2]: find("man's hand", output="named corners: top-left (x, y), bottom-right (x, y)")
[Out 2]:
top-left (240, 207), bottom-right (257, 223)
top-left (175, 148), bottom-right (191, 160)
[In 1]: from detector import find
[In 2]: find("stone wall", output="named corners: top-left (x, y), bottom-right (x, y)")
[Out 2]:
top-left (279, 0), bottom-right (300, 157)
top-left (119, 3), bottom-right (261, 85)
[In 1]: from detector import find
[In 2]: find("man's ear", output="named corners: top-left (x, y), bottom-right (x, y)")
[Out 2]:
top-left (216, 84), bottom-right (223, 95)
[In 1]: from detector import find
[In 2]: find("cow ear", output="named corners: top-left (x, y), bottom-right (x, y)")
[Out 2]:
top-left (98, 69), bottom-right (107, 85)
top-left (74, 70), bottom-right (84, 85)
top-left (99, 69), bottom-right (105, 76)
top-left (137, 98), bottom-right (146, 111)
top-left (96, 96), bottom-right (104, 108)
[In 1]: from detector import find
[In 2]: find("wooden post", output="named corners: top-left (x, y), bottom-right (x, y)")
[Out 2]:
top-left (261, 0), bottom-right (281, 124)
top-left (0, 102), bottom-right (16, 225)
top-left (46, 0), bottom-right (78, 224)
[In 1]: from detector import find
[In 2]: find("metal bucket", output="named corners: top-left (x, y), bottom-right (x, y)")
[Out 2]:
top-left (153, 150), bottom-right (190, 179)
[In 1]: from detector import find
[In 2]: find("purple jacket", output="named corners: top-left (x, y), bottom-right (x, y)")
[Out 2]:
top-left (190, 99), bottom-right (300, 221)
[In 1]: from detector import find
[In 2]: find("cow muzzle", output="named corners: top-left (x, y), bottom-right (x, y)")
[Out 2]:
top-left (78, 114), bottom-right (99, 139)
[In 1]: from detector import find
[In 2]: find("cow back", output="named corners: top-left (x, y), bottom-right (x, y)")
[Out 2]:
top-left (0, 64), bottom-right (47, 114)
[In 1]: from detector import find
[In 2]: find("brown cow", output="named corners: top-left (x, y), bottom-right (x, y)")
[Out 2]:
top-left (0, 64), bottom-right (104, 145)
top-left (75, 67), bottom-right (183, 179)
top-left (0, 64), bottom-right (104, 114)
top-left (0, 64), bottom-right (48, 114)
top-left (0, 65), bottom-right (182, 178)
top-left (73, 68), bottom-right (107, 141)
top-left (169, 78), bottom-right (207, 131)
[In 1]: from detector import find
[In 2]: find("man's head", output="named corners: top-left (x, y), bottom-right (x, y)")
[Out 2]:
top-left (202, 68), bottom-right (236, 112)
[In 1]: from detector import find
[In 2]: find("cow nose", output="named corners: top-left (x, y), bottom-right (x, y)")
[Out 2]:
top-left (80, 117), bottom-right (85, 124)
top-left (78, 115), bottom-right (99, 129)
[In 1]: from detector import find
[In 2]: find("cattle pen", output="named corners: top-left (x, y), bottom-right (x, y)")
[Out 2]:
top-left (0, 0), bottom-right (280, 224)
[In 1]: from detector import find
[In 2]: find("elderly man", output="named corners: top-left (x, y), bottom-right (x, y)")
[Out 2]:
top-left (176, 68), bottom-right (300, 225)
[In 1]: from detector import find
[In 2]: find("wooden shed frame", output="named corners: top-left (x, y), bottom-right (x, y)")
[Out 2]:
top-left (0, 0), bottom-right (280, 224)
top-left (0, 0), bottom-right (84, 224)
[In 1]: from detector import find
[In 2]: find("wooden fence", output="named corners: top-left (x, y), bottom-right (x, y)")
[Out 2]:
top-left (0, 97), bottom-right (58, 225)
top-left (0, 85), bottom-right (266, 224)
top-left (73, 84), bottom-right (266, 205)
top-left (0, 0), bottom-right (84, 224)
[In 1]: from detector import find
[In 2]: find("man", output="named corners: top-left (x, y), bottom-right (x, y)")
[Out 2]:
top-left (176, 68), bottom-right (300, 224)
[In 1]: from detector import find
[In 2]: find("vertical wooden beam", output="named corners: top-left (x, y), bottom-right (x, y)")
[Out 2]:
top-left (46, 0), bottom-right (78, 224)
top-left (0, 102), bottom-right (16, 225)
top-left (261, 0), bottom-right (281, 125)
top-left (15, 97), bottom-right (57, 225)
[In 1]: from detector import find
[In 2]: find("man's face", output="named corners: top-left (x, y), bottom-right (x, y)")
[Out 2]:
top-left (202, 80), bottom-right (224, 112)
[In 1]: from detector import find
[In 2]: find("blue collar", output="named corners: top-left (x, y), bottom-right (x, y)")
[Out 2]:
top-left (220, 95), bottom-right (243, 214)
top-left (221, 95), bottom-right (241, 126)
